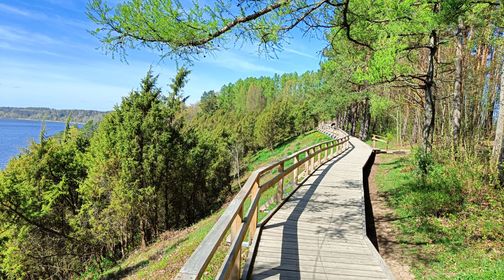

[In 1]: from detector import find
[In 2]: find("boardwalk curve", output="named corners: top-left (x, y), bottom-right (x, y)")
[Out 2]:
top-left (250, 136), bottom-right (394, 279)
top-left (176, 127), bottom-right (394, 280)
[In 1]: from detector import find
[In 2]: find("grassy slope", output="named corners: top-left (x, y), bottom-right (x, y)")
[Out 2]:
top-left (375, 153), bottom-right (504, 279)
top-left (95, 131), bottom-right (331, 279)
top-left (246, 131), bottom-right (331, 171)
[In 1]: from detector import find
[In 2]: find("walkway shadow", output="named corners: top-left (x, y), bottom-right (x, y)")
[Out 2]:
top-left (363, 151), bottom-right (379, 250)
top-left (102, 260), bottom-right (148, 280)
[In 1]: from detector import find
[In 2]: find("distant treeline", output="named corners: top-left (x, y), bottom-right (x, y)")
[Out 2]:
top-left (0, 107), bottom-right (107, 123)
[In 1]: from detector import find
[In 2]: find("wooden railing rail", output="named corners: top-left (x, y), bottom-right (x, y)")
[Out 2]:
top-left (372, 134), bottom-right (389, 150)
top-left (176, 127), bottom-right (349, 280)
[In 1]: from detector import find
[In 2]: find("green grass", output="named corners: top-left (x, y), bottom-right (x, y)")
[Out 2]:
top-left (92, 131), bottom-right (331, 279)
top-left (375, 153), bottom-right (504, 279)
top-left (246, 130), bottom-right (331, 171)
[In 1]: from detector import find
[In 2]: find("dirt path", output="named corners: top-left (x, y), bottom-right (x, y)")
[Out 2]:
top-left (370, 155), bottom-right (415, 280)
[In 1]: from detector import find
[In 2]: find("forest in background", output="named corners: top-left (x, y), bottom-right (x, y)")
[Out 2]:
top-left (1, 0), bottom-right (504, 278)
top-left (0, 107), bottom-right (107, 123)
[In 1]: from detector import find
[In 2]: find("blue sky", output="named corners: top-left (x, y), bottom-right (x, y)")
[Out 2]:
top-left (0, 0), bottom-right (326, 111)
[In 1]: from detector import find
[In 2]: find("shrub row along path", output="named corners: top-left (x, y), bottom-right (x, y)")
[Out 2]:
top-left (251, 137), bottom-right (394, 279)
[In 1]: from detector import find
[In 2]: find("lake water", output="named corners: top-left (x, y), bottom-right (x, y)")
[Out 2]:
top-left (0, 119), bottom-right (68, 169)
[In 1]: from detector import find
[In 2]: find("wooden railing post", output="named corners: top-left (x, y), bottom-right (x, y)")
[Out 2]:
top-left (230, 206), bottom-right (243, 279)
top-left (293, 155), bottom-right (299, 185)
top-left (317, 146), bottom-right (321, 167)
top-left (324, 143), bottom-right (328, 162)
top-left (329, 142), bottom-right (332, 158)
top-left (249, 181), bottom-right (259, 244)
top-left (310, 149), bottom-right (315, 173)
top-left (304, 150), bottom-right (310, 175)
top-left (276, 162), bottom-right (284, 203)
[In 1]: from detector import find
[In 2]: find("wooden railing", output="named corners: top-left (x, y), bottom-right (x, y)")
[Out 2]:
top-left (372, 134), bottom-right (389, 150)
top-left (176, 127), bottom-right (349, 280)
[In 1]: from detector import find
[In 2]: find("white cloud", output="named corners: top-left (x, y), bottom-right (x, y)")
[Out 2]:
top-left (204, 50), bottom-right (282, 74)
top-left (0, 3), bottom-right (88, 29)
top-left (284, 47), bottom-right (317, 59)
top-left (0, 41), bottom-right (69, 58)
top-left (0, 25), bottom-right (59, 45)
top-left (0, 3), bottom-right (33, 17)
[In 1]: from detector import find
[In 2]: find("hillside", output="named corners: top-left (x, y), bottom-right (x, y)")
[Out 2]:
top-left (0, 107), bottom-right (107, 123)
top-left (89, 131), bottom-right (332, 280)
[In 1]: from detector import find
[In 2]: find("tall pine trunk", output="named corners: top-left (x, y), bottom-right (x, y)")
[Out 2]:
top-left (423, 30), bottom-right (438, 152)
top-left (453, 19), bottom-right (464, 152)
top-left (360, 97), bottom-right (370, 140)
top-left (350, 104), bottom-right (357, 136)
top-left (492, 58), bottom-right (504, 184)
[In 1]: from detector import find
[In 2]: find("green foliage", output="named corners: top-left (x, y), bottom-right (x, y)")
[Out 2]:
top-left (407, 164), bottom-right (464, 217)
top-left (0, 69), bottom-right (233, 278)
top-left (254, 101), bottom-right (293, 149)
top-left (0, 125), bottom-right (91, 278)
top-left (190, 71), bottom-right (336, 159)
top-left (414, 148), bottom-right (435, 175)
top-left (376, 153), bottom-right (503, 279)
top-left (199, 90), bottom-right (219, 115)
top-left (87, 0), bottom-right (338, 59)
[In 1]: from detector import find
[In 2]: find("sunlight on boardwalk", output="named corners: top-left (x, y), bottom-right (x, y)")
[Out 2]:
top-left (251, 137), bottom-right (394, 280)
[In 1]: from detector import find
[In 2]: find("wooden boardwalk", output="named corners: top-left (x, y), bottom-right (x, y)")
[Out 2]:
top-left (251, 137), bottom-right (394, 280)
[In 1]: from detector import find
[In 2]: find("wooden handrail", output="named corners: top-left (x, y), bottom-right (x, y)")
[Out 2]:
top-left (372, 134), bottom-right (389, 149)
top-left (176, 126), bottom-right (349, 280)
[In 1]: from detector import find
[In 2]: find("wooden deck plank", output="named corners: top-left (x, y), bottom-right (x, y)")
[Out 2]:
top-left (251, 137), bottom-right (394, 279)
top-left (253, 257), bottom-right (385, 273)
top-left (253, 266), bottom-right (387, 279)
top-left (257, 242), bottom-right (372, 256)
top-left (253, 269), bottom-right (388, 280)
top-left (253, 251), bottom-right (380, 265)
top-left (256, 229), bottom-right (365, 243)
top-left (255, 247), bottom-right (376, 261)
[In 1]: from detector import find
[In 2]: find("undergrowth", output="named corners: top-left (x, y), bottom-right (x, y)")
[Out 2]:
top-left (376, 149), bottom-right (504, 279)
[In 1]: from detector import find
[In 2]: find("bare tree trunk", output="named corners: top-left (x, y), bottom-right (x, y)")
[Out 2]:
top-left (342, 111), bottom-right (348, 131)
top-left (412, 109), bottom-right (418, 143)
top-left (402, 104), bottom-right (409, 145)
top-left (487, 66), bottom-right (498, 134)
top-left (140, 219), bottom-right (147, 249)
top-left (423, 30), bottom-right (438, 152)
top-left (350, 104), bottom-right (357, 136)
top-left (453, 19), bottom-right (464, 152)
top-left (492, 58), bottom-right (504, 184)
top-left (360, 97), bottom-right (371, 140)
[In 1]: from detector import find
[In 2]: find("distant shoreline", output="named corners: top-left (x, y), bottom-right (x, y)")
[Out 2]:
top-left (0, 107), bottom-right (107, 124)
top-left (0, 117), bottom-right (86, 125)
